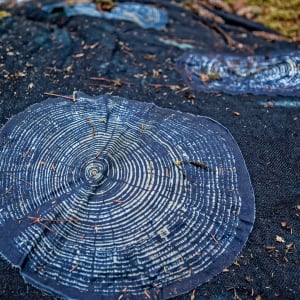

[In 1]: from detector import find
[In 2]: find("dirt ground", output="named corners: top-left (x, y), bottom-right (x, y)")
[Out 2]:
top-left (0, 1), bottom-right (299, 299)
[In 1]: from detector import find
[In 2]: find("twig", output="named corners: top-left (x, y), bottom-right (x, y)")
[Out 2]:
top-left (227, 287), bottom-right (242, 300)
top-left (148, 83), bottom-right (182, 91)
top-left (44, 92), bottom-right (76, 102)
top-left (182, 2), bottom-right (224, 24)
top-left (90, 77), bottom-right (133, 86)
top-left (174, 160), bottom-right (195, 183)
top-left (113, 199), bottom-right (124, 203)
top-left (70, 264), bottom-right (79, 272)
top-left (28, 216), bottom-right (79, 223)
top-left (175, 86), bottom-right (190, 94)
top-left (211, 233), bottom-right (222, 247)
top-left (88, 83), bottom-right (115, 89)
top-left (3, 186), bottom-right (13, 196)
top-left (252, 31), bottom-right (291, 42)
top-left (212, 24), bottom-right (254, 54)
top-left (189, 161), bottom-right (209, 169)
top-left (7, 173), bottom-right (31, 186)
top-left (23, 149), bottom-right (30, 158)
top-left (27, 215), bottom-right (78, 232)
top-left (86, 117), bottom-right (96, 138)
top-left (175, 160), bottom-right (209, 169)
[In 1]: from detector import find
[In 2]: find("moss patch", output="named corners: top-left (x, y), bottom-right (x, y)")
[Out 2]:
top-left (225, 0), bottom-right (300, 40)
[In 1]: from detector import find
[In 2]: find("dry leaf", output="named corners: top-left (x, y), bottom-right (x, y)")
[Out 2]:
top-left (199, 73), bottom-right (210, 82)
top-left (143, 54), bottom-right (156, 61)
top-left (0, 10), bottom-right (11, 19)
top-left (190, 289), bottom-right (196, 300)
top-left (275, 235), bottom-right (285, 243)
top-left (208, 72), bottom-right (222, 80)
top-left (152, 69), bottom-right (160, 79)
top-left (280, 221), bottom-right (287, 228)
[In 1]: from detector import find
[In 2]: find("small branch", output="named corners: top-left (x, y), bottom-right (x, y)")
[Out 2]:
top-left (252, 31), bottom-right (291, 42)
top-left (27, 215), bottom-right (78, 232)
top-left (28, 216), bottom-right (79, 223)
top-left (28, 216), bottom-right (78, 224)
top-left (175, 160), bottom-right (209, 169)
top-left (174, 160), bottom-right (195, 183)
top-left (113, 199), bottom-right (124, 203)
top-left (90, 77), bottom-right (133, 86)
top-left (211, 234), bottom-right (222, 247)
top-left (7, 173), bottom-right (31, 186)
top-left (189, 161), bottom-right (209, 169)
top-left (212, 24), bottom-right (254, 54)
top-left (44, 92), bottom-right (77, 102)
top-left (148, 83), bottom-right (182, 91)
top-left (70, 264), bottom-right (79, 272)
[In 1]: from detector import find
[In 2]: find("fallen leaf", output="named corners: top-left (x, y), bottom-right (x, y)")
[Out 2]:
top-left (190, 289), bottom-right (196, 300)
top-left (143, 54), bottom-right (156, 61)
top-left (208, 72), bottom-right (222, 80)
top-left (113, 78), bottom-right (122, 87)
top-left (280, 221), bottom-right (287, 228)
top-left (275, 235), bottom-right (285, 243)
top-left (199, 73), bottom-right (210, 82)
top-left (0, 10), bottom-right (11, 19)
top-left (73, 53), bottom-right (84, 58)
top-left (16, 71), bottom-right (26, 77)
top-left (152, 69), bottom-right (160, 78)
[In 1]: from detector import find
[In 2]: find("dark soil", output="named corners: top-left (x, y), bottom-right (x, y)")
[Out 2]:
top-left (0, 1), bottom-right (299, 299)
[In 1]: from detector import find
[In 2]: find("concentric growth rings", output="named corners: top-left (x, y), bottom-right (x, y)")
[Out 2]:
top-left (0, 92), bottom-right (255, 299)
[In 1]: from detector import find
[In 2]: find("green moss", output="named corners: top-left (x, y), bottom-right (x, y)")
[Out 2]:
top-left (221, 0), bottom-right (300, 39)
